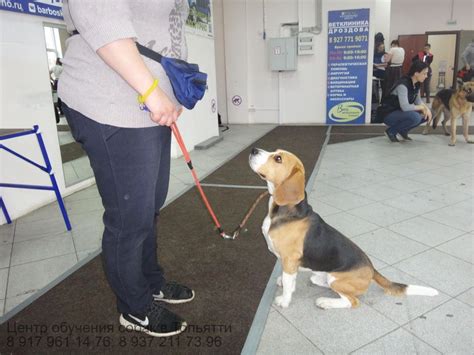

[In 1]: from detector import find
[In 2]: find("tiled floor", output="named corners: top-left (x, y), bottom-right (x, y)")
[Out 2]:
top-left (257, 133), bottom-right (473, 354)
top-left (0, 124), bottom-right (276, 318)
top-left (1, 125), bottom-right (473, 354)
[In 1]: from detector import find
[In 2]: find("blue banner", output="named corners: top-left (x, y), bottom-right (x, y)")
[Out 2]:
top-left (326, 9), bottom-right (370, 124)
top-left (0, 0), bottom-right (63, 20)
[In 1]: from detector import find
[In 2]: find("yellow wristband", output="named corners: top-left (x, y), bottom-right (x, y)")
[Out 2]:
top-left (137, 79), bottom-right (159, 104)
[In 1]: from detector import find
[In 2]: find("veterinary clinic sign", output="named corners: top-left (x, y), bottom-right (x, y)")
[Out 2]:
top-left (326, 9), bottom-right (369, 124)
top-left (0, 0), bottom-right (63, 20)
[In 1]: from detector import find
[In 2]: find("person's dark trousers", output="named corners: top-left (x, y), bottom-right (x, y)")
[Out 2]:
top-left (62, 103), bottom-right (170, 315)
top-left (424, 75), bottom-right (431, 102)
top-left (384, 110), bottom-right (425, 136)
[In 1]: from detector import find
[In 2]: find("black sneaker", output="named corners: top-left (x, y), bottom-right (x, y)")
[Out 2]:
top-left (397, 132), bottom-right (412, 141)
top-left (384, 129), bottom-right (399, 143)
top-left (119, 302), bottom-right (186, 337)
top-left (153, 281), bottom-right (195, 304)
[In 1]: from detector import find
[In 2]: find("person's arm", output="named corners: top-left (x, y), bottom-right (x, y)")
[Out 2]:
top-left (414, 92), bottom-right (431, 120)
top-left (96, 39), bottom-right (181, 126)
top-left (426, 54), bottom-right (433, 65)
top-left (385, 49), bottom-right (394, 63)
top-left (68, 0), bottom-right (180, 126)
top-left (395, 85), bottom-right (429, 114)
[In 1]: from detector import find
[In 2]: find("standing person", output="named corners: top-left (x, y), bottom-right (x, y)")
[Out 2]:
top-left (50, 58), bottom-right (63, 90)
top-left (461, 39), bottom-right (474, 71)
top-left (412, 43), bottom-right (434, 103)
top-left (50, 58), bottom-right (64, 118)
top-left (460, 39), bottom-right (474, 82)
top-left (58, 0), bottom-right (194, 337)
top-left (377, 61), bottom-right (432, 142)
top-left (372, 42), bottom-right (387, 104)
top-left (383, 40), bottom-right (405, 98)
top-left (373, 42), bottom-right (388, 80)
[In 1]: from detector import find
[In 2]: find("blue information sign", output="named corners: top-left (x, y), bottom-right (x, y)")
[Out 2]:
top-left (0, 0), bottom-right (63, 20)
top-left (326, 9), bottom-right (370, 124)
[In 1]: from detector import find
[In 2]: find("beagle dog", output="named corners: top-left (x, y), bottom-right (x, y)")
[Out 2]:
top-left (249, 148), bottom-right (438, 309)
top-left (422, 81), bottom-right (474, 146)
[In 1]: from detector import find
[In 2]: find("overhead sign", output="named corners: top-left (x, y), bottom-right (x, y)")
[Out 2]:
top-left (0, 0), bottom-right (63, 20)
top-left (326, 9), bottom-right (370, 124)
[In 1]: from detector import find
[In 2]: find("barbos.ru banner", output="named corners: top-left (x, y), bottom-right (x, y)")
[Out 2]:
top-left (0, 0), bottom-right (63, 20)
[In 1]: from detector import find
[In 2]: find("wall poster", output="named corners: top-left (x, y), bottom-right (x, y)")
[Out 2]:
top-left (326, 9), bottom-right (370, 124)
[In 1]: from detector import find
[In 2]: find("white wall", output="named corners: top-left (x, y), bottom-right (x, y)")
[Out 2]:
top-left (222, 0), bottom-right (250, 124)
top-left (374, 0), bottom-right (391, 41)
top-left (175, 32), bottom-right (220, 157)
top-left (212, 0), bottom-right (228, 124)
top-left (0, 11), bottom-right (65, 224)
top-left (0, 10), bottom-right (219, 223)
top-left (221, 0), bottom-right (376, 125)
top-left (390, 0), bottom-right (474, 39)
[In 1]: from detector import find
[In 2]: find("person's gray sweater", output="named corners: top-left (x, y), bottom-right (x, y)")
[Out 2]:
top-left (58, 0), bottom-right (189, 128)
top-left (391, 85), bottom-right (422, 111)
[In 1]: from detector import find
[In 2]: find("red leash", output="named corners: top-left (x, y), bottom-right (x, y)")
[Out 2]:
top-left (170, 123), bottom-right (233, 239)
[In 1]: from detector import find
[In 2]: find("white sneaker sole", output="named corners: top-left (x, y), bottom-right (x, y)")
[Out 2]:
top-left (119, 315), bottom-right (187, 337)
top-left (153, 290), bottom-right (195, 304)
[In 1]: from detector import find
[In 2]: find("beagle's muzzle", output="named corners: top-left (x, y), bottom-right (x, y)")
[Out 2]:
top-left (249, 148), bottom-right (438, 309)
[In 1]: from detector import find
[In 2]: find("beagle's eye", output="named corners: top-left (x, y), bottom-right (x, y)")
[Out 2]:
top-left (274, 155), bottom-right (282, 163)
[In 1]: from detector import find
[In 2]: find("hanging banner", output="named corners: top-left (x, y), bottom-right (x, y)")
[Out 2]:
top-left (0, 0), bottom-right (63, 20)
top-left (326, 9), bottom-right (370, 124)
top-left (186, 0), bottom-right (213, 38)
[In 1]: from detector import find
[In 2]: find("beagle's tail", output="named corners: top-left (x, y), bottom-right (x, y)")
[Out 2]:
top-left (373, 270), bottom-right (438, 297)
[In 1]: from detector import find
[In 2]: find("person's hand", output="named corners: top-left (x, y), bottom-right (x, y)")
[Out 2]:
top-left (145, 87), bottom-right (182, 126)
top-left (422, 106), bottom-right (432, 122)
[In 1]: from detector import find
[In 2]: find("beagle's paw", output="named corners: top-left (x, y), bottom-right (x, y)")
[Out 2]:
top-left (315, 297), bottom-right (351, 309)
top-left (274, 295), bottom-right (290, 308)
top-left (276, 276), bottom-right (282, 287)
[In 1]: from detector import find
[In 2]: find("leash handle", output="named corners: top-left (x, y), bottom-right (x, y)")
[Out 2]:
top-left (170, 123), bottom-right (224, 233)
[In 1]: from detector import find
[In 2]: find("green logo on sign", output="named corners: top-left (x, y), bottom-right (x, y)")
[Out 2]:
top-left (328, 102), bottom-right (365, 122)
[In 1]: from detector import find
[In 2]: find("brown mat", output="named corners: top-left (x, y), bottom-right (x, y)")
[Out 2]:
top-left (0, 125), bottom-right (326, 354)
top-left (0, 188), bottom-right (273, 354)
top-left (203, 125), bottom-right (328, 186)
top-left (329, 133), bottom-right (382, 144)
top-left (60, 141), bottom-right (87, 163)
top-left (332, 124), bottom-right (474, 135)
top-left (57, 125), bottom-right (70, 132)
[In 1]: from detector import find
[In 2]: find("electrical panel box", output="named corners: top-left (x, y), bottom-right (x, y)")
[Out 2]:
top-left (268, 37), bottom-right (297, 71)
top-left (298, 32), bottom-right (314, 55)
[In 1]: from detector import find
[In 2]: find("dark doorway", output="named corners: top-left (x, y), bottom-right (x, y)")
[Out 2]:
top-left (398, 34), bottom-right (428, 75)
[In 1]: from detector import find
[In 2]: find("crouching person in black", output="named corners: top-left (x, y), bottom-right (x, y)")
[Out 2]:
top-left (376, 61), bottom-right (432, 142)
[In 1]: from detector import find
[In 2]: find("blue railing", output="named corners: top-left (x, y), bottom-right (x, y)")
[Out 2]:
top-left (0, 125), bottom-right (72, 231)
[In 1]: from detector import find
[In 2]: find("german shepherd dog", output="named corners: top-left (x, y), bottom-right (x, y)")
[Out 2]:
top-left (422, 81), bottom-right (474, 146)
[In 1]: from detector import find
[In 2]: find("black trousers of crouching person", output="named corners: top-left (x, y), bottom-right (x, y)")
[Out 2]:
top-left (62, 103), bottom-right (170, 315)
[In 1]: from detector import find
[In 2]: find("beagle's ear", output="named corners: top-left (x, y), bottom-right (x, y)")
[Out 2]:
top-left (273, 166), bottom-right (305, 206)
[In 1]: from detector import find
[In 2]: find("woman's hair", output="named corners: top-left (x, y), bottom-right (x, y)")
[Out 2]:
top-left (391, 40), bottom-right (399, 46)
top-left (375, 42), bottom-right (385, 52)
top-left (408, 61), bottom-right (429, 76)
